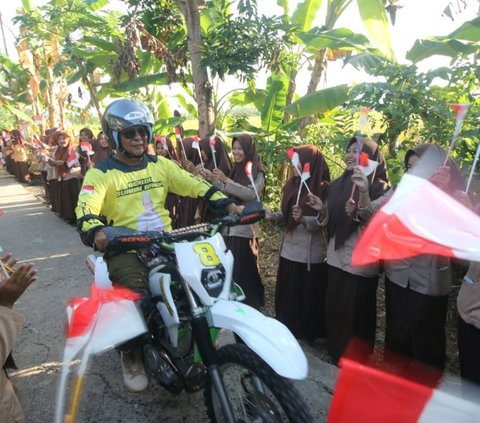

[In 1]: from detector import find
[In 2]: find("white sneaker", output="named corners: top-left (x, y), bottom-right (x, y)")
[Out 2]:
top-left (121, 350), bottom-right (149, 392)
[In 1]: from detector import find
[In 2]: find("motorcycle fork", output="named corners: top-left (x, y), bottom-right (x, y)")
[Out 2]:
top-left (180, 277), bottom-right (236, 423)
top-left (192, 316), bottom-right (236, 423)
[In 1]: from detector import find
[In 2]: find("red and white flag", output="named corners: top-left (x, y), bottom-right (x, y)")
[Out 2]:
top-left (174, 126), bottom-right (182, 140)
top-left (351, 173), bottom-right (480, 266)
top-left (358, 151), bottom-right (378, 177)
top-left (80, 141), bottom-right (94, 156)
top-left (55, 285), bottom-right (145, 423)
top-left (66, 149), bottom-right (79, 167)
top-left (80, 185), bottom-right (94, 196)
top-left (296, 162), bottom-right (312, 205)
top-left (245, 160), bottom-right (260, 201)
top-left (191, 135), bottom-right (200, 150)
top-left (287, 147), bottom-right (301, 174)
top-left (328, 357), bottom-right (480, 423)
top-left (209, 135), bottom-right (217, 169)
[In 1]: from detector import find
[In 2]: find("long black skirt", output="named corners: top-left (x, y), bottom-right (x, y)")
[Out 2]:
top-left (226, 236), bottom-right (264, 309)
top-left (14, 160), bottom-right (30, 183)
top-left (48, 179), bottom-right (59, 213)
top-left (275, 257), bottom-right (328, 340)
top-left (384, 276), bottom-right (448, 371)
top-left (58, 178), bottom-right (80, 223)
top-left (326, 266), bottom-right (378, 364)
top-left (458, 315), bottom-right (480, 398)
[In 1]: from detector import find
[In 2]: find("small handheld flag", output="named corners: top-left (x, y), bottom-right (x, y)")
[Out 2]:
top-left (444, 103), bottom-right (470, 165)
top-left (287, 147), bottom-right (302, 175)
top-left (296, 162), bottom-right (311, 206)
top-left (192, 135), bottom-right (203, 167)
top-left (209, 135), bottom-right (217, 169)
top-left (245, 161), bottom-right (260, 201)
top-left (175, 127), bottom-right (187, 160)
top-left (359, 152), bottom-right (379, 177)
top-left (80, 141), bottom-right (94, 156)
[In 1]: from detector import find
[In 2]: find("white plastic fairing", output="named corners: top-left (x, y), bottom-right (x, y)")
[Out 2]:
top-left (149, 272), bottom-right (180, 347)
top-left (87, 299), bottom-right (147, 354)
top-left (209, 300), bottom-right (308, 380)
top-left (174, 233), bottom-right (234, 306)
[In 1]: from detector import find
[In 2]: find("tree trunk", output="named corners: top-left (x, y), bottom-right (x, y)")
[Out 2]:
top-left (176, 0), bottom-right (214, 137)
top-left (45, 65), bottom-right (56, 128)
top-left (83, 73), bottom-right (103, 123)
top-left (298, 49), bottom-right (327, 134)
top-left (283, 68), bottom-right (298, 124)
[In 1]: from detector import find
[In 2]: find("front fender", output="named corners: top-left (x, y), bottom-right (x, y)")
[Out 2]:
top-left (209, 300), bottom-right (308, 380)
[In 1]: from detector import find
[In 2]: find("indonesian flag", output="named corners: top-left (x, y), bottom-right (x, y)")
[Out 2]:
top-left (209, 136), bottom-right (217, 168)
top-left (192, 135), bottom-right (200, 150)
top-left (55, 285), bottom-right (146, 423)
top-left (209, 135), bottom-right (216, 149)
top-left (174, 126), bottom-right (182, 140)
top-left (351, 173), bottom-right (480, 266)
top-left (287, 147), bottom-right (302, 174)
top-left (358, 152), bottom-right (378, 177)
top-left (301, 162), bottom-right (311, 181)
top-left (328, 357), bottom-right (480, 423)
top-left (80, 185), bottom-right (94, 195)
top-left (451, 103), bottom-right (470, 123)
top-left (66, 148), bottom-right (79, 167)
top-left (245, 160), bottom-right (260, 201)
top-left (80, 141), bottom-right (94, 156)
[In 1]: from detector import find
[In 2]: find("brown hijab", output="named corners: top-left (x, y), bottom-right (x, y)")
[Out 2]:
top-left (228, 134), bottom-right (264, 188)
top-left (281, 145), bottom-right (330, 232)
top-left (199, 136), bottom-right (232, 175)
top-left (328, 136), bottom-right (390, 250)
top-left (155, 136), bottom-right (178, 161)
top-left (92, 131), bottom-right (114, 164)
top-left (181, 136), bottom-right (202, 165)
top-left (404, 143), bottom-right (465, 193)
top-left (52, 130), bottom-right (75, 178)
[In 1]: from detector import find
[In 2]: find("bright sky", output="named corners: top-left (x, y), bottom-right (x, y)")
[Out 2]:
top-left (0, 0), bottom-right (478, 99)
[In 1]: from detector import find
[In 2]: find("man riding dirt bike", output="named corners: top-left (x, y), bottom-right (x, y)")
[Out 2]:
top-left (75, 98), bottom-right (242, 392)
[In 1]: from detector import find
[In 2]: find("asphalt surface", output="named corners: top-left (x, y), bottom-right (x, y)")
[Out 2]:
top-left (0, 168), bottom-right (337, 422)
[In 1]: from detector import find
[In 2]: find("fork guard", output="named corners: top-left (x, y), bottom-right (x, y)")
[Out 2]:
top-left (208, 299), bottom-right (308, 380)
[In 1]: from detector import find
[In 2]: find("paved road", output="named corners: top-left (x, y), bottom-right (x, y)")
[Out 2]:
top-left (0, 168), bottom-right (336, 422)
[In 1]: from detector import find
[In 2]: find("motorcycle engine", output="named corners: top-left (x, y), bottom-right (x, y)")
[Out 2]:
top-left (142, 343), bottom-right (180, 390)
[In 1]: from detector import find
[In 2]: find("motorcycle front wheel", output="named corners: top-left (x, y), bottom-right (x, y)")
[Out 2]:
top-left (204, 343), bottom-right (313, 423)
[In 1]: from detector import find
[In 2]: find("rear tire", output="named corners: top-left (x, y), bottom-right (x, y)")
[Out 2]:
top-left (205, 343), bottom-right (313, 422)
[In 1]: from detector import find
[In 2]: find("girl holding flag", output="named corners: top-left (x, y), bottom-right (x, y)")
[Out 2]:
top-left (266, 145), bottom-right (331, 341)
top-left (204, 134), bottom-right (265, 309)
top-left (307, 136), bottom-right (389, 364)
top-left (354, 143), bottom-right (465, 372)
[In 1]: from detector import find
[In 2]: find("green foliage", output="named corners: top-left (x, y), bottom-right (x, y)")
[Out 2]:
top-left (201, 0), bottom-right (295, 81)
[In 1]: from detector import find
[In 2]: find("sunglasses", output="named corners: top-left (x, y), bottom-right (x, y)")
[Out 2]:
top-left (120, 127), bottom-right (149, 139)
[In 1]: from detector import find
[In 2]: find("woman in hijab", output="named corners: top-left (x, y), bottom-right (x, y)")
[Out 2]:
top-left (10, 130), bottom-right (30, 184)
top-left (267, 145), bottom-right (330, 340)
top-left (49, 130), bottom-right (81, 224)
top-left (197, 136), bottom-right (232, 222)
top-left (176, 136), bottom-right (203, 227)
top-left (355, 143), bottom-right (464, 372)
top-left (206, 134), bottom-right (265, 309)
top-left (92, 131), bottom-right (114, 165)
top-left (308, 136), bottom-right (389, 364)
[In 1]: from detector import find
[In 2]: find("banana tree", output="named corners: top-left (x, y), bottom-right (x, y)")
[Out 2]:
top-left (275, 0), bottom-right (394, 132)
top-left (406, 16), bottom-right (480, 64)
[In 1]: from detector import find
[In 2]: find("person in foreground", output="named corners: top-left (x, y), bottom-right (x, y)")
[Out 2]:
top-left (75, 99), bottom-right (241, 393)
top-left (0, 253), bottom-right (37, 423)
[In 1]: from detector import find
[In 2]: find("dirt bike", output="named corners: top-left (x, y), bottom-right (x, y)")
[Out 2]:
top-left (57, 202), bottom-right (314, 422)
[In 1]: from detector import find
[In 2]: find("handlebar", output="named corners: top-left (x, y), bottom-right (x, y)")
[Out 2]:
top-left (104, 201), bottom-right (265, 254)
